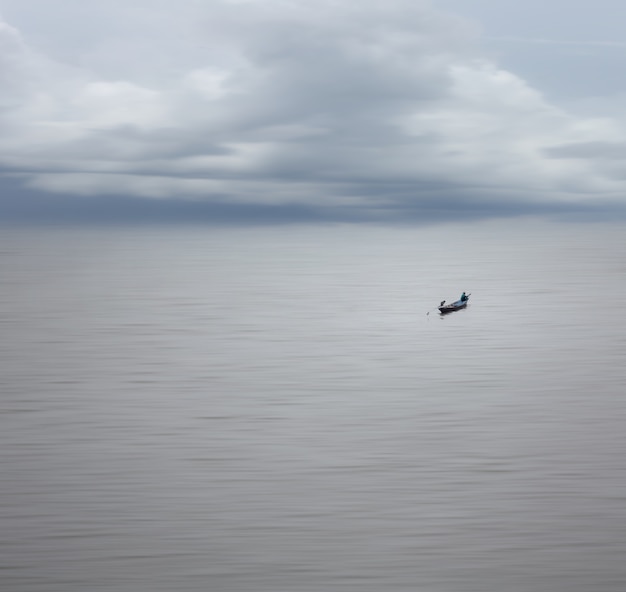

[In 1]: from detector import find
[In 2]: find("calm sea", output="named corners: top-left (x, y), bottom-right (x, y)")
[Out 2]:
top-left (2, 219), bottom-right (626, 592)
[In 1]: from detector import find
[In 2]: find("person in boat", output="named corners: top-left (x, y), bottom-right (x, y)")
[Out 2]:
top-left (460, 292), bottom-right (468, 302)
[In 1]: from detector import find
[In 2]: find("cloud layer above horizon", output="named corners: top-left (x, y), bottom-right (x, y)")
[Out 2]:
top-left (2, 0), bottom-right (626, 224)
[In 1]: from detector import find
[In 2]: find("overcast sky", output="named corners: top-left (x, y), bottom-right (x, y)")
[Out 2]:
top-left (2, 0), bottom-right (626, 224)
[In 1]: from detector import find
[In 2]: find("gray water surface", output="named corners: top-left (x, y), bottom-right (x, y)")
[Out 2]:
top-left (2, 220), bottom-right (626, 591)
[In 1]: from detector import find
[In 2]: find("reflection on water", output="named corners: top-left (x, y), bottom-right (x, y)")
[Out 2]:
top-left (2, 221), bottom-right (626, 591)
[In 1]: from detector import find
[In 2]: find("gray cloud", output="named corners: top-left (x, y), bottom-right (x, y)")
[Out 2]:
top-left (545, 141), bottom-right (626, 160)
top-left (2, 0), bottom-right (626, 224)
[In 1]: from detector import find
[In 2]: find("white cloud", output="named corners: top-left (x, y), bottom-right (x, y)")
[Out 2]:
top-left (1, 0), bottom-right (626, 219)
top-left (72, 81), bottom-right (163, 128)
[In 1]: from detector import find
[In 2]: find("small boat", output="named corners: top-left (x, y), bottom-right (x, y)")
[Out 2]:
top-left (438, 294), bottom-right (470, 314)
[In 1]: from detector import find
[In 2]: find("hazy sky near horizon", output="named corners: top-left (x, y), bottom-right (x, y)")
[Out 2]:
top-left (3, 0), bottom-right (626, 224)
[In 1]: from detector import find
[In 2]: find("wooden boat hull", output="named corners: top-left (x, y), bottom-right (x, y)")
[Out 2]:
top-left (438, 298), bottom-right (469, 314)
